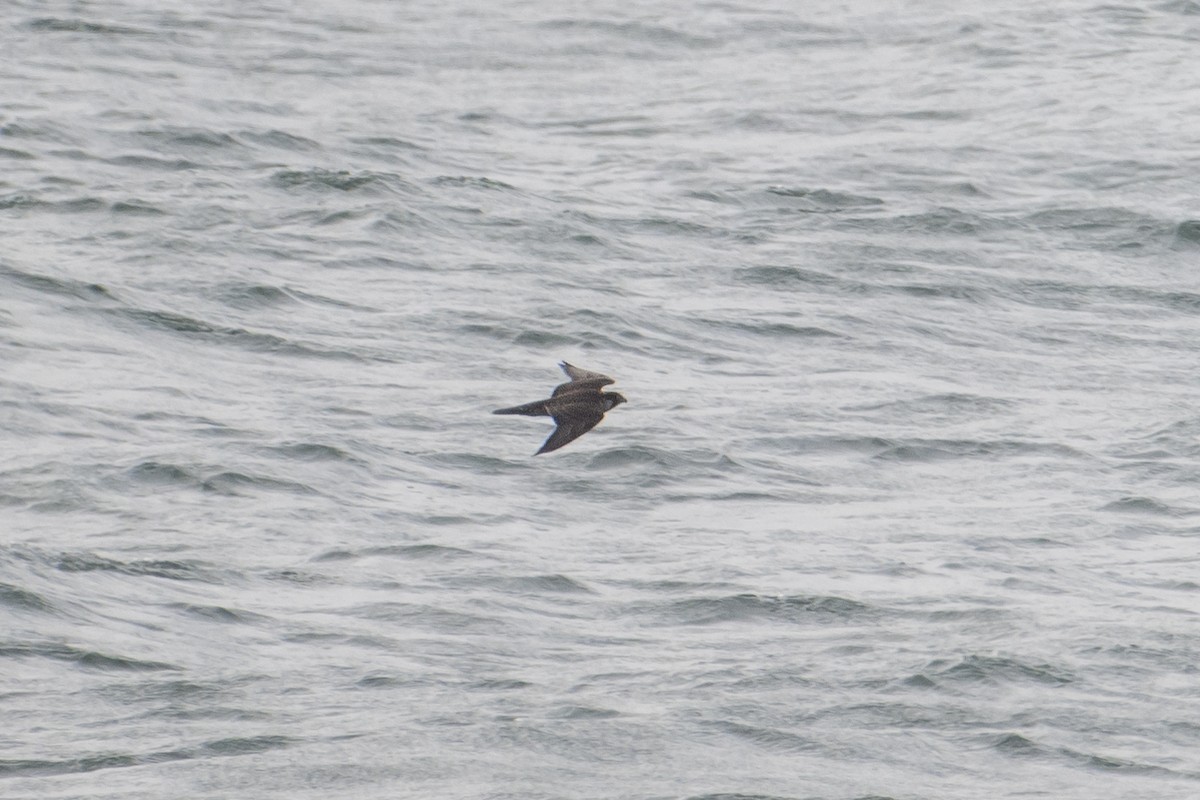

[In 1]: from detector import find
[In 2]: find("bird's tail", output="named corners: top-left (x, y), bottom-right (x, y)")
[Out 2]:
top-left (492, 399), bottom-right (550, 416)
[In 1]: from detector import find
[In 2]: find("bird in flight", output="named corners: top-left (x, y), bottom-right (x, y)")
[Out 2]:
top-left (493, 362), bottom-right (627, 455)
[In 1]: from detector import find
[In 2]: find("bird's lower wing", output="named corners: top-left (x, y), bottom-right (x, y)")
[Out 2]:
top-left (535, 409), bottom-right (604, 455)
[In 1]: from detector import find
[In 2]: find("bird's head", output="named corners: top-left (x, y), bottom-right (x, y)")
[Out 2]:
top-left (604, 392), bottom-right (627, 411)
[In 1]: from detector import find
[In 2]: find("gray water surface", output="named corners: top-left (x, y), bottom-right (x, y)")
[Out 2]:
top-left (4, 1), bottom-right (1200, 798)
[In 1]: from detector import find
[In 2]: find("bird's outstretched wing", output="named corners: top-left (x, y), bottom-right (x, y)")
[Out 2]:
top-left (559, 362), bottom-right (613, 384)
top-left (552, 377), bottom-right (612, 397)
top-left (553, 362), bottom-right (614, 397)
top-left (535, 406), bottom-right (605, 455)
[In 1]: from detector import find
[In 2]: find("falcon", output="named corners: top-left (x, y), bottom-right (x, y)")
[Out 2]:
top-left (493, 362), bottom-right (627, 455)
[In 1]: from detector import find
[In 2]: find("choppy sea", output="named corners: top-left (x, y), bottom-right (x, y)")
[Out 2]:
top-left (4, 1), bottom-right (1200, 798)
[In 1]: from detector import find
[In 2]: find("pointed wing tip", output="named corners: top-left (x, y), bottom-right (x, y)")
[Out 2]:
top-left (534, 434), bottom-right (564, 455)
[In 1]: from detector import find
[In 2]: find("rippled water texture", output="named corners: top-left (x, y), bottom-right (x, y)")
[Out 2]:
top-left (4, 1), bottom-right (1200, 798)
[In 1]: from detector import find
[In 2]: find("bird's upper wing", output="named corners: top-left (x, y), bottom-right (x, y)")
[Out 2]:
top-left (551, 377), bottom-right (612, 397)
top-left (535, 405), bottom-right (605, 455)
top-left (559, 362), bottom-right (614, 384)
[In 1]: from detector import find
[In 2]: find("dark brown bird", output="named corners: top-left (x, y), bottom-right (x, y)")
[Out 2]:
top-left (493, 362), bottom-right (627, 455)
